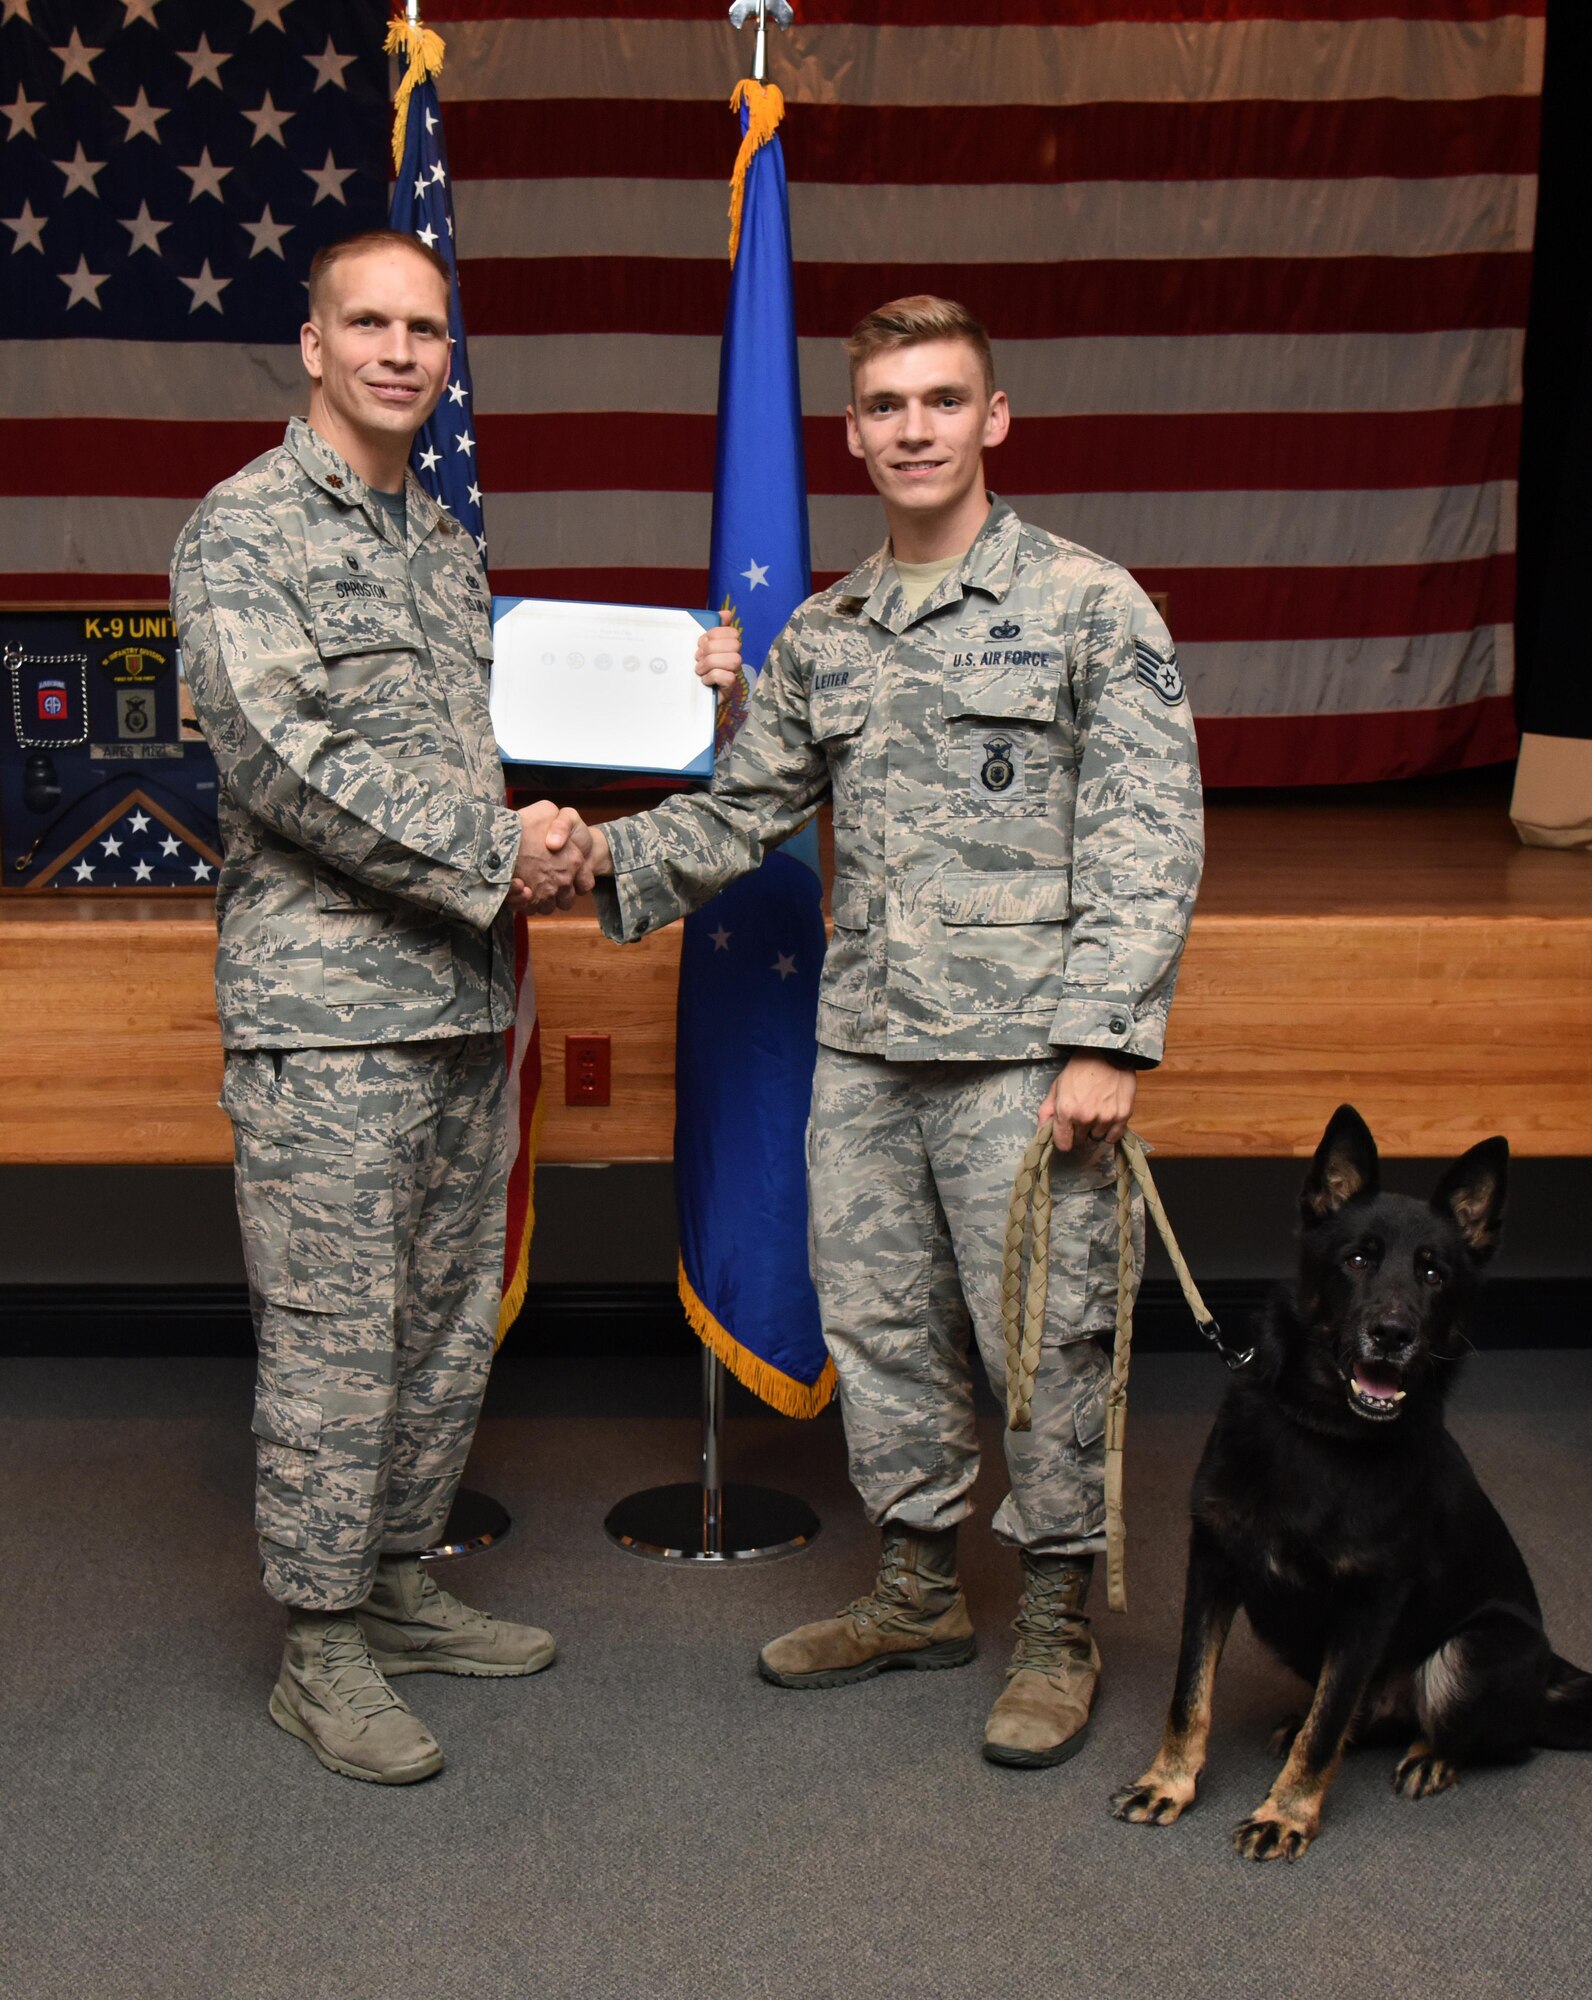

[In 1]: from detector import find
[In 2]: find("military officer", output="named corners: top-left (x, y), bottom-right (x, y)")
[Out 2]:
top-left (581, 297), bottom-right (1204, 1766)
top-left (172, 229), bottom-right (591, 1785)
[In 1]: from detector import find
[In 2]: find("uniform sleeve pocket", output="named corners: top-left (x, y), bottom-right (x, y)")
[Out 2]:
top-left (831, 881), bottom-right (871, 931)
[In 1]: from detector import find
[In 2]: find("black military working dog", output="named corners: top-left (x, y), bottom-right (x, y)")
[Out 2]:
top-left (1112, 1104), bottom-right (1592, 1862)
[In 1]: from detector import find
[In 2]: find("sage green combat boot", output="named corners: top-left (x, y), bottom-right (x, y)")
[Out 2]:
top-left (758, 1526), bottom-right (975, 1689)
top-left (357, 1555), bottom-right (556, 1678)
top-left (269, 1611), bottom-right (444, 1785)
top-left (981, 1552), bottom-right (1100, 1767)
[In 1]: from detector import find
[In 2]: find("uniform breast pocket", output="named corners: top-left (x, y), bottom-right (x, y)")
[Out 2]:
top-left (937, 869), bottom-right (1070, 1015)
top-left (310, 585), bottom-right (448, 757)
top-left (943, 665), bottom-right (1060, 818)
top-left (808, 681), bottom-right (873, 830)
top-left (309, 582), bottom-right (423, 666)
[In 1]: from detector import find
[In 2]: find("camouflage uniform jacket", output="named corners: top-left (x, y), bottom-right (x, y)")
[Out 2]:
top-left (598, 498), bottom-right (1204, 1064)
top-left (171, 418), bottom-right (522, 1049)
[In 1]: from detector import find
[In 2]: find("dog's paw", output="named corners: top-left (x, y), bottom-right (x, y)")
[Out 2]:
top-left (1111, 1772), bottom-right (1196, 1827)
top-left (1393, 1745), bottom-right (1459, 1800)
top-left (1267, 1714), bottom-right (1305, 1761)
top-left (1232, 1802), bottom-right (1318, 1863)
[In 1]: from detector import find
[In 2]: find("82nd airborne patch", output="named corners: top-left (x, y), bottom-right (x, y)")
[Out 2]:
top-left (1134, 639), bottom-right (1186, 706)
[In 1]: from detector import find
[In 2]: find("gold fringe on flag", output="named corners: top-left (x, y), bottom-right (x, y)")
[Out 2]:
top-left (678, 1259), bottom-right (837, 1419)
top-left (384, 14), bottom-right (447, 174)
top-left (495, 1084), bottom-right (546, 1348)
top-left (727, 79), bottom-right (786, 265)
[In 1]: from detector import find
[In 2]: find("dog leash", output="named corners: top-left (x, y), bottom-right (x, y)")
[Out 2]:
top-left (1001, 1128), bottom-right (1253, 1615)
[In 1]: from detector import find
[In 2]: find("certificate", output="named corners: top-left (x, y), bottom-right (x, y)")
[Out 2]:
top-left (489, 596), bottom-right (717, 779)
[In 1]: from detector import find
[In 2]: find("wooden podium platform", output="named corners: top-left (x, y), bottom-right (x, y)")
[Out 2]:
top-left (3, 793), bottom-right (1588, 1164)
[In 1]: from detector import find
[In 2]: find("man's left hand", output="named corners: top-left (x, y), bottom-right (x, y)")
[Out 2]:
top-left (1039, 1052), bottom-right (1136, 1152)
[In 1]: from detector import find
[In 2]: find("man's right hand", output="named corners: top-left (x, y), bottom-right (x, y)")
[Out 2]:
top-left (506, 800), bottom-right (595, 914)
top-left (695, 608), bottom-right (742, 697)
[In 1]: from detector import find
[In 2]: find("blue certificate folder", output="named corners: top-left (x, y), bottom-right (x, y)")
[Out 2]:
top-left (490, 595), bottom-right (717, 781)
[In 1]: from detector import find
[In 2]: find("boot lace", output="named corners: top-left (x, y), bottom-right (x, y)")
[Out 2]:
top-left (840, 1538), bottom-right (955, 1632)
top-left (417, 1571), bottom-right (492, 1632)
top-left (1009, 1574), bottom-right (1093, 1680)
top-left (319, 1619), bottom-right (404, 1718)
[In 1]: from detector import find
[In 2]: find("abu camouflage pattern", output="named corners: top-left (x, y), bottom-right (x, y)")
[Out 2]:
top-left (171, 418), bottom-right (522, 1049)
top-left (225, 1036), bottom-right (508, 1609)
top-left (598, 497), bottom-right (1204, 1065)
top-left (808, 1050), bottom-right (1143, 1556)
top-left (175, 420), bottom-right (519, 1613)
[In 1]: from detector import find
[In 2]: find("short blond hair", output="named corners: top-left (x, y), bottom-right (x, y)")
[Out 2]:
top-left (307, 229), bottom-right (452, 317)
top-left (843, 295), bottom-right (995, 397)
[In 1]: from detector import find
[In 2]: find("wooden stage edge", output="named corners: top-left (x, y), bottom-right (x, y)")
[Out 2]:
top-left (3, 794), bottom-right (1590, 1164)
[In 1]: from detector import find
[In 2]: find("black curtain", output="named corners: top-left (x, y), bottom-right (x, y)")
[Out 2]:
top-left (1515, 0), bottom-right (1592, 740)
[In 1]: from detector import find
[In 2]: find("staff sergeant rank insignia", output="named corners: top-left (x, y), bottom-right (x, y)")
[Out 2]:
top-left (1134, 638), bottom-right (1187, 706)
top-left (979, 736), bottom-right (1018, 793)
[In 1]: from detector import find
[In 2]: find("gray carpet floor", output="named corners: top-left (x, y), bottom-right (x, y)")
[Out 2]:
top-left (1, 1351), bottom-right (1588, 2000)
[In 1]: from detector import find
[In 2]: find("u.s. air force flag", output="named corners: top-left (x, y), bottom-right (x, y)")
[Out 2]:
top-left (673, 80), bottom-right (834, 1418)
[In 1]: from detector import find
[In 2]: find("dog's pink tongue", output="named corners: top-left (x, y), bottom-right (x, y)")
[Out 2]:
top-left (1354, 1361), bottom-right (1402, 1401)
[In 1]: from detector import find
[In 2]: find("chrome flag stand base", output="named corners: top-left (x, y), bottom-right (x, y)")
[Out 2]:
top-left (422, 1488), bottom-right (511, 1562)
top-left (605, 1349), bottom-right (820, 1563)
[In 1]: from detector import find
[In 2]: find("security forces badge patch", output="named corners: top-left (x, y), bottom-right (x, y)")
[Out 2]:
top-left (1134, 638), bottom-right (1187, 706)
top-left (976, 734), bottom-right (1025, 797)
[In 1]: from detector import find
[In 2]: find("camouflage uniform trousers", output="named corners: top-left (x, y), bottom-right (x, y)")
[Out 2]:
top-left (808, 1047), bottom-right (1143, 1557)
top-left (221, 1034), bottom-right (508, 1609)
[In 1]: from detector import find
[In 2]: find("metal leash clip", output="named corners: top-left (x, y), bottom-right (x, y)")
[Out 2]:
top-left (1198, 1316), bottom-right (1256, 1373)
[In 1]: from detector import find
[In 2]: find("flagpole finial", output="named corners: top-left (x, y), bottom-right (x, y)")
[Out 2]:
top-left (406, 1), bottom-right (420, 25)
top-left (729, 1), bottom-right (792, 86)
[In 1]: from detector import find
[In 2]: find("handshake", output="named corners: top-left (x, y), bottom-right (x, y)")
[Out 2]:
top-left (504, 801), bottom-right (609, 917)
top-left (500, 612), bottom-right (744, 918)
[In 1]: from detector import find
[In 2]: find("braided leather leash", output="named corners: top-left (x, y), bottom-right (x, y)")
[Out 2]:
top-left (1001, 1128), bottom-right (1249, 1613)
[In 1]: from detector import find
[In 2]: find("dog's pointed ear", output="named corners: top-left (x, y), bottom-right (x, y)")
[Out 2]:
top-left (1300, 1105), bottom-right (1380, 1224)
top-left (1431, 1137), bottom-right (1508, 1263)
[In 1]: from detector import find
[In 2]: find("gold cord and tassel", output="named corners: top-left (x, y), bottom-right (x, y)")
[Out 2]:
top-left (727, 79), bottom-right (786, 264)
top-left (383, 15), bottom-right (447, 172)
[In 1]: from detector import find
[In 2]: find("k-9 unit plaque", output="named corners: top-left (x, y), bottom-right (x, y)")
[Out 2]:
top-left (1, 607), bottom-right (221, 893)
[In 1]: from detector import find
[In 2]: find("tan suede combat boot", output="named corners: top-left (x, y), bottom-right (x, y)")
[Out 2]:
top-left (758, 1526), bottom-right (975, 1688)
top-left (269, 1611), bottom-right (444, 1785)
top-left (357, 1555), bottom-right (556, 1678)
top-left (981, 1552), bottom-right (1100, 1767)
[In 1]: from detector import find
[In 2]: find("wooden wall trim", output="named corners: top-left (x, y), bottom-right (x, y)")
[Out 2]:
top-left (3, 799), bottom-right (1589, 1161)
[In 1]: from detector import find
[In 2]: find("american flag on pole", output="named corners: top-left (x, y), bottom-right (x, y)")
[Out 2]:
top-left (1, 1), bottom-right (1542, 782)
top-left (385, 9), bottom-right (487, 558)
top-left (382, 12), bottom-right (537, 1337)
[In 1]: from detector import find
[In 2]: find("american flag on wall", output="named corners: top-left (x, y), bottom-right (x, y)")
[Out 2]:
top-left (2, 1), bottom-right (1542, 787)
